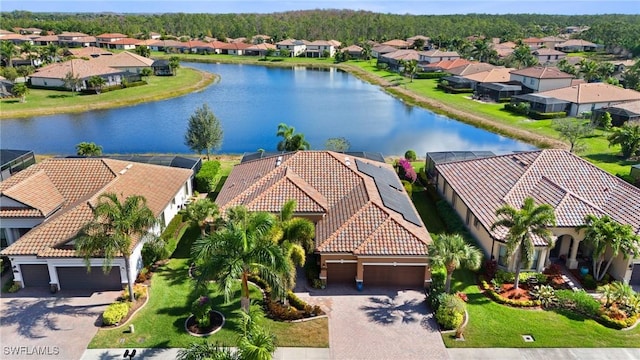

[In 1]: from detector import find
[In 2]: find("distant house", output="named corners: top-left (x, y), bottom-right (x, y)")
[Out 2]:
top-left (463, 68), bottom-right (516, 89)
top-left (433, 149), bottom-right (640, 286)
top-left (341, 44), bottom-right (363, 59)
top-left (90, 51), bottom-right (153, 74)
top-left (64, 46), bottom-right (113, 58)
top-left (0, 158), bottom-right (193, 291)
top-left (521, 37), bottom-right (544, 49)
top-left (151, 59), bottom-right (172, 76)
top-left (58, 32), bottom-right (95, 47)
top-left (30, 59), bottom-right (124, 91)
top-left (378, 50), bottom-right (421, 70)
top-left (371, 45), bottom-right (398, 59)
top-left (96, 33), bottom-right (129, 48)
top-left (532, 48), bottom-right (567, 65)
top-left (541, 36), bottom-right (566, 50)
top-left (33, 34), bottom-right (59, 46)
top-left (381, 39), bottom-right (411, 49)
top-left (251, 34), bottom-right (271, 44)
top-left (422, 58), bottom-right (473, 73)
top-left (593, 100), bottom-right (640, 127)
top-left (446, 62), bottom-right (496, 76)
top-left (418, 50), bottom-right (460, 64)
top-left (219, 42), bottom-right (251, 55)
top-left (556, 39), bottom-right (598, 52)
top-left (276, 39), bottom-right (308, 57)
top-left (245, 43), bottom-right (277, 57)
top-left (0, 33), bottom-right (34, 45)
top-left (305, 40), bottom-right (337, 58)
top-left (0, 149), bottom-right (35, 181)
top-left (216, 151), bottom-right (432, 289)
top-left (509, 66), bottom-right (574, 93)
top-left (406, 35), bottom-right (430, 50)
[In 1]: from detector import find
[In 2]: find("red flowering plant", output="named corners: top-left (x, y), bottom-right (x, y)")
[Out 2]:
top-left (397, 158), bottom-right (417, 183)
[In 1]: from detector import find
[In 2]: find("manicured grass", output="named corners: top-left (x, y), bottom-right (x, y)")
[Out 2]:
top-left (89, 227), bottom-right (328, 349)
top-left (1, 67), bottom-right (214, 119)
top-left (441, 269), bottom-right (640, 348)
top-left (411, 184), bottom-right (447, 235)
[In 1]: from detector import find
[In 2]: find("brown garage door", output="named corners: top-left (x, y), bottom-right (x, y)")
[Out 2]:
top-left (57, 266), bottom-right (122, 291)
top-left (326, 262), bottom-right (357, 285)
top-left (631, 264), bottom-right (640, 286)
top-left (20, 264), bottom-right (50, 287)
top-left (364, 265), bottom-right (425, 288)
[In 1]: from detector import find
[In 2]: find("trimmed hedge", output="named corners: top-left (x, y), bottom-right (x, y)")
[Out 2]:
top-left (195, 161), bottom-right (222, 193)
top-left (436, 84), bottom-right (474, 93)
top-left (529, 111), bottom-right (567, 120)
top-left (102, 301), bottom-right (131, 325)
top-left (414, 72), bottom-right (448, 79)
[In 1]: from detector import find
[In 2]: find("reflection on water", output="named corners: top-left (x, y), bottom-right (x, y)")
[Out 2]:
top-left (1, 63), bottom-right (536, 156)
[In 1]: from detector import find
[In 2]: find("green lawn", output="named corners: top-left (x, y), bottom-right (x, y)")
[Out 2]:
top-left (1, 67), bottom-right (213, 119)
top-left (89, 227), bottom-right (328, 349)
top-left (441, 269), bottom-right (640, 348)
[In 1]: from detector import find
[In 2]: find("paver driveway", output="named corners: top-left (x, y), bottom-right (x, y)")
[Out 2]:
top-left (298, 285), bottom-right (449, 360)
top-left (1, 287), bottom-right (119, 360)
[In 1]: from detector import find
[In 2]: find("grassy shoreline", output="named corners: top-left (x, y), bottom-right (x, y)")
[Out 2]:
top-left (0, 67), bottom-right (216, 119)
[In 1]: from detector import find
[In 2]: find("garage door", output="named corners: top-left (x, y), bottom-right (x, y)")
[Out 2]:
top-left (326, 263), bottom-right (357, 285)
top-left (57, 267), bottom-right (122, 291)
top-left (20, 264), bottom-right (50, 287)
top-left (364, 265), bottom-right (425, 288)
top-left (631, 264), bottom-right (640, 286)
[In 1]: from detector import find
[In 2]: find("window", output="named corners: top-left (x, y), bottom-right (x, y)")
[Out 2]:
top-left (474, 217), bottom-right (480, 229)
top-left (498, 245), bottom-right (508, 267)
top-left (466, 209), bottom-right (471, 225)
top-left (521, 250), bottom-right (541, 270)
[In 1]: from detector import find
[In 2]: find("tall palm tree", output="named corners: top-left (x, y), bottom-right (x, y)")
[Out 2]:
top-left (579, 59), bottom-right (601, 83)
top-left (184, 198), bottom-right (219, 236)
top-left (491, 197), bottom-right (556, 289)
top-left (471, 39), bottom-right (492, 63)
top-left (276, 123), bottom-right (310, 151)
top-left (191, 206), bottom-right (291, 312)
top-left (608, 123), bottom-right (640, 159)
top-left (510, 44), bottom-right (538, 69)
top-left (273, 200), bottom-right (315, 289)
top-left (20, 41), bottom-right (35, 66)
top-left (428, 234), bottom-right (482, 293)
top-left (1, 40), bottom-right (17, 67)
top-left (75, 193), bottom-right (157, 301)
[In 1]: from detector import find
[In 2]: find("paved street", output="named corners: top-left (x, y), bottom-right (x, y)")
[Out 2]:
top-left (1, 288), bottom-right (119, 360)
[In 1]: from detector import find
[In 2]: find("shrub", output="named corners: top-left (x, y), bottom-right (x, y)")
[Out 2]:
top-left (426, 269), bottom-right (446, 310)
top-left (121, 284), bottom-right (147, 301)
top-left (414, 72), bottom-right (448, 79)
top-left (102, 302), bottom-right (131, 325)
top-left (135, 268), bottom-right (151, 283)
top-left (435, 294), bottom-right (465, 330)
top-left (555, 289), bottom-right (600, 317)
top-left (404, 150), bottom-right (417, 161)
top-left (529, 111), bottom-right (567, 120)
top-left (266, 300), bottom-right (303, 321)
top-left (530, 285), bottom-right (557, 308)
top-left (142, 238), bottom-right (169, 267)
top-left (582, 274), bottom-right (597, 290)
top-left (544, 263), bottom-right (562, 276)
top-left (402, 180), bottom-right (413, 198)
top-left (192, 295), bottom-right (212, 328)
top-left (159, 213), bottom-right (184, 258)
top-left (483, 259), bottom-right (498, 280)
top-left (194, 161), bottom-right (222, 193)
top-left (397, 158), bottom-right (417, 183)
top-left (495, 269), bottom-right (515, 284)
top-left (7, 283), bottom-right (20, 293)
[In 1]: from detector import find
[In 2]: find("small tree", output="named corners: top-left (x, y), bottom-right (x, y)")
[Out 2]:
top-left (75, 142), bottom-right (103, 156)
top-left (169, 56), bottom-right (180, 75)
top-left (608, 124), bottom-right (640, 159)
top-left (11, 83), bottom-right (28, 103)
top-left (63, 71), bottom-right (82, 92)
top-left (135, 45), bottom-right (151, 58)
top-left (184, 103), bottom-right (224, 160)
top-left (429, 234), bottom-right (482, 293)
top-left (404, 150), bottom-right (417, 161)
top-left (87, 75), bottom-right (106, 94)
top-left (599, 112), bottom-right (613, 131)
top-left (324, 137), bottom-right (351, 152)
top-left (140, 67), bottom-right (152, 81)
top-left (553, 118), bottom-right (593, 153)
top-left (184, 198), bottom-right (219, 236)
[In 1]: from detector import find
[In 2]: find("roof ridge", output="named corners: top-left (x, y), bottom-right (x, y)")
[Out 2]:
top-left (502, 151), bottom-right (543, 204)
top-left (283, 168), bottom-right (329, 211)
top-left (354, 216), bottom-right (391, 254)
top-left (317, 199), bottom-right (376, 251)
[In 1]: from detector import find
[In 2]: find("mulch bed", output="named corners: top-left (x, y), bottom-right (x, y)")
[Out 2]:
top-left (186, 311), bottom-right (224, 335)
top-left (497, 283), bottom-right (535, 302)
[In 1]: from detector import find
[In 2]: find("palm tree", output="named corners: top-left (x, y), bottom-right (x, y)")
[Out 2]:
top-left (579, 59), bottom-right (601, 83)
top-left (20, 41), bottom-right (35, 66)
top-left (177, 341), bottom-right (239, 360)
top-left (428, 234), bottom-right (482, 293)
top-left (184, 198), bottom-right (219, 236)
top-left (191, 206), bottom-right (291, 313)
top-left (75, 193), bottom-right (157, 301)
top-left (471, 39), bottom-right (492, 63)
top-left (608, 124), bottom-right (640, 159)
top-left (510, 44), bottom-right (538, 69)
top-left (45, 43), bottom-right (60, 63)
top-left (400, 59), bottom-right (418, 82)
top-left (491, 197), bottom-right (556, 289)
top-left (75, 141), bottom-right (102, 156)
top-left (1, 40), bottom-right (17, 67)
top-left (276, 123), bottom-right (310, 151)
top-left (581, 215), bottom-right (640, 281)
top-left (87, 75), bottom-right (106, 94)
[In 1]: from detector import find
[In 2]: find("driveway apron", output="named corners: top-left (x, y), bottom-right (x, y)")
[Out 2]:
top-left (1, 288), bottom-right (119, 360)
top-left (297, 285), bottom-right (449, 360)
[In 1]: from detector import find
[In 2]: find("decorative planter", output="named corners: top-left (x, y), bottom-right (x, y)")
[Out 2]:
top-left (185, 310), bottom-right (225, 337)
top-left (580, 267), bottom-right (589, 277)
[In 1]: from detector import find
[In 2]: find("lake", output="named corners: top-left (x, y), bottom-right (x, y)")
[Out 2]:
top-left (1, 62), bottom-right (536, 156)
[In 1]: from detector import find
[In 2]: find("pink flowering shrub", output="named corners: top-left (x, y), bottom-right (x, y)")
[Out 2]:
top-left (397, 158), bottom-right (417, 183)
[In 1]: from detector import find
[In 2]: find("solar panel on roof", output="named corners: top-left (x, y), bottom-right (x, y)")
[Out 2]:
top-left (355, 159), bottom-right (422, 226)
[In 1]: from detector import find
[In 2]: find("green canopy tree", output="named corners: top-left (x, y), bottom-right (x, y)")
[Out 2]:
top-left (184, 103), bottom-right (224, 160)
top-left (552, 118), bottom-right (593, 153)
top-left (580, 215), bottom-right (640, 281)
top-left (169, 56), bottom-right (180, 75)
top-left (324, 137), bottom-right (351, 152)
top-left (87, 75), bottom-right (106, 94)
top-left (11, 83), bottom-right (28, 103)
top-left (608, 123), bottom-right (640, 159)
top-left (75, 141), bottom-right (103, 156)
top-left (75, 193), bottom-right (156, 301)
top-left (63, 71), bottom-right (82, 92)
top-left (491, 197), bottom-right (556, 289)
top-left (135, 45), bottom-right (151, 58)
top-left (191, 206), bottom-right (291, 313)
top-left (1, 40), bottom-right (17, 67)
top-left (428, 234), bottom-right (482, 293)
top-left (276, 123), bottom-right (310, 151)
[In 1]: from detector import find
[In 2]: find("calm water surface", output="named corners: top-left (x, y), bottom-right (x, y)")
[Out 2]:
top-left (1, 63), bottom-right (535, 156)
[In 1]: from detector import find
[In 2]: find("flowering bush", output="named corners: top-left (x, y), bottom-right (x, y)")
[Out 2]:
top-left (192, 295), bottom-right (212, 328)
top-left (455, 292), bottom-right (468, 302)
top-left (397, 158), bottom-right (417, 183)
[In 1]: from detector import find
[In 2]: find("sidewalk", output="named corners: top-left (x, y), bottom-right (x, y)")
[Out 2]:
top-left (448, 348), bottom-right (640, 360)
top-left (81, 347), bottom-right (330, 360)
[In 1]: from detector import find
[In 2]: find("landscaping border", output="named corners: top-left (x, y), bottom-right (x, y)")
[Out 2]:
top-left (103, 285), bottom-right (150, 329)
top-left (184, 310), bottom-right (226, 337)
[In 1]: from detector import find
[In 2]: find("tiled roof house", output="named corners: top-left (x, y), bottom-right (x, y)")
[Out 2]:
top-left (510, 66), bottom-right (575, 92)
top-left (432, 149), bottom-right (640, 285)
top-left (0, 158), bottom-right (193, 291)
top-left (30, 59), bottom-right (124, 90)
top-left (216, 151), bottom-right (432, 289)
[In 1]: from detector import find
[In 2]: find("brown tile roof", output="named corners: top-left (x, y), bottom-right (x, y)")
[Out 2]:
top-left (96, 33), bottom-right (128, 39)
top-left (436, 149), bottom-right (640, 245)
top-left (34, 35), bottom-right (59, 42)
top-left (216, 151), bottom-right (431, 256)
top-left (1, 170), bottom-right (64, 218)
top-left (522, 37), bottom-right (543, 44)
top-left (382, 39), bottom-right (411, 48)
top-left (32, 59), bottom-right (122, 80)
top-left (59, 31), bottom-right (90, 38)
top-left (1, 158), bottom-right (192, 258)
top-left (602, 100), bottom-right (640, 115)
top-left (90, 51), bottom-right (154, 68)
top-left (381, 49), bottom-right (421, 61)
top-left (420, 49), bottom-right (460, 58)
top-left (110, 38), bottom-right (141, 45)
top-left (423, 58), bottom-right (472, 71)
top-left (532, 48), bottom-right (566, 56)
top-left (246, 43), bottom-right (277, 51)
top-left (510, 66), bottom-right (574, 79)
top-left (446, 62), bottom-right (495, 75)
top-left (537, 83), bottom-right (640, 104)
top-left (556, 39), bottom-right (597, 48)
top-left (219, 42), bottom-right (251, 50)
top-left (342, 45), bottom-right (363, 53)
top-left (463, 68), bottom-right (515, 83)
top-left (372, 45), bottom-right (398, 54)
top-left (65, 46), bottom-right (113, 57)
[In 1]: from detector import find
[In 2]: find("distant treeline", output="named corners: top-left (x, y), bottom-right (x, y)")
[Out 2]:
top-left (2, 10), bottom-right (639, 52)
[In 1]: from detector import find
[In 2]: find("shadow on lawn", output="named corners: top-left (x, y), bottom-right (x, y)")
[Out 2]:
top-left (584, 152), bottom-right (635, 168)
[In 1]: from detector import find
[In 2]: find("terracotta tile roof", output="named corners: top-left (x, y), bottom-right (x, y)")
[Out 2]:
top-left (382, 39), bottom-right (411, 48)
top-left (2, 170), bottom-right (64, 217)
top-left (307, 40), bottom-right (334, 46)
top-left (1, 158), bottom-right (192, 258)
top-left (110, 38), bottom-right (141, 45)
top-left (496, 41), bottom-right (517, 49)
top-left (424, 58), bottom-right (472, 71)
top-left (447, 62), bottom-right (495, 75)
top-left (537, 83), bottom-right (640, 104)
top-left (32, 59), bottom-right (122, 80)
top-left (276, 39), bottom-right (305, 46)
top-left (381, 49), bottom-right (421, 61)
top-left (59, 31), bottom-right (90, 38)
top-left (420, 49), bottom-right (460, 58)
top-left (219, 42), bottom-right (251, 50)
top-left (463, 68), bottom-right (515, 83)
top-left (522, 37), bottom-right (543, 44)
top-left (436, 149), bottom-right (640, 245)
top-left (532, 48), bottom-right (566, 56)
top-left (342, 45), bottom-right (363, 52)
top-left (246, 43), bottom-right (277, 51)
top-left (96, 33), bottom-right (128, 39)
top-left (372, 45), bottom-right (398, 54)
top-left (90, 51), bottom-right (154, 68)
top-left (65, 46), bottom-right (113, 57)
top-left (216, 151), bottom-right (431, 256)
top-left (510, 66), bottom-right (574, 79)
top-left (556, 39), bottom-right (597, 48)
top-left (34, 35), bottom-right (59, 42)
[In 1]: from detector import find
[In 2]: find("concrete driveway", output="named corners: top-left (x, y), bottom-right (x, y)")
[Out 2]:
top-left (298, 285), bottom-right (449, 360)
top-left (1, 287), bottom-right (119, 360)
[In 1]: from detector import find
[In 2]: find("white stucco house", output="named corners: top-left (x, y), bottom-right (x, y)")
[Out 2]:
top-left (509, 66), bottom-right (574, 93)
top-left (0, 158), bottom-right (193, 292)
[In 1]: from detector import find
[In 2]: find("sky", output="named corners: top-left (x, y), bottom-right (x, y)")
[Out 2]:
top-left (1, 0), bottom-right (639, 15)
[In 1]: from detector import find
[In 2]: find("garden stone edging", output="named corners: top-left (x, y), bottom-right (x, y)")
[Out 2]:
top-left (622, 317), bottom-right (640, 331)
top-left (184, 310), bottom-right (226, 337)
top-left (104, 285), bottom-right (150, 329)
